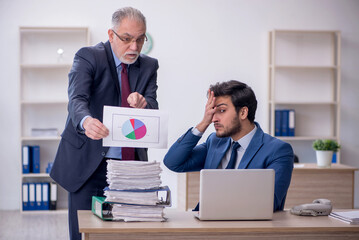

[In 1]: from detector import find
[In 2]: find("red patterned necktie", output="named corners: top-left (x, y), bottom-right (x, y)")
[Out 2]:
top-left (120, 63), bottom-right (135, 160)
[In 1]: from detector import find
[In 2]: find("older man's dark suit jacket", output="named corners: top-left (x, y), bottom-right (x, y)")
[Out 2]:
top-left (50, 41), bottom-right (159, 193)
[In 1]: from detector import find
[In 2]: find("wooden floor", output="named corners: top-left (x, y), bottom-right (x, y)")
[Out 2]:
top-left (0, 210), bottom-right (69, 240)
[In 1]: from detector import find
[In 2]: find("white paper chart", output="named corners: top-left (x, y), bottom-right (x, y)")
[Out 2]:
top-left (103, 106), bottom-right (168, 148)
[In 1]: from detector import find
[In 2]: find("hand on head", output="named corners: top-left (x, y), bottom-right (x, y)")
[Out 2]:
top-left (196, 90), bottom-right (216, 133)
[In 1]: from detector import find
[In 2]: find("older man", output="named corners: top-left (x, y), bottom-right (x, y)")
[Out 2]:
top-left (50, 7), bottom-right (159, 240)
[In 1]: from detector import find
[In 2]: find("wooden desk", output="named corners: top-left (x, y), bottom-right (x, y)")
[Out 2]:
top-left (285, 163), bottom-right (357, 209)
top-left (78, 209), bottom-right (359, 240)
top-left (178, 164), bottom-right (358, 210)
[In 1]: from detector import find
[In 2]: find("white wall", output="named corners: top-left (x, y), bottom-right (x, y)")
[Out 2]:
top-left (1, 0), bottom-right (359, 210)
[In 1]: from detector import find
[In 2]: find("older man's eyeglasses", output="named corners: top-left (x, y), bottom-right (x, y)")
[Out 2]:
top-left (112, 29), bottom-right (147, 45)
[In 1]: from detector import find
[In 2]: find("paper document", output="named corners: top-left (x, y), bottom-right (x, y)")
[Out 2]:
top-left (103, 106), bottom-right (168, 148)
top-left (329, 211), bottom-right (359, 225)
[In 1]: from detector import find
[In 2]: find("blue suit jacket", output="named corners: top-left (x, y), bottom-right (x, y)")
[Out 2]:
top-left (164, 122), bottom-right (294, 211)
top-left (50, 41), bottom-right (159, 192)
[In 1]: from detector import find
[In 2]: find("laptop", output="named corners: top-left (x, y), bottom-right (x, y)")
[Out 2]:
top-left (194, 169), bottom-right (275, 220)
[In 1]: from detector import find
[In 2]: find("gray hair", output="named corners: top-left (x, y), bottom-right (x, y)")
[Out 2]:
top-left (112, 7), bottom-right (146, 29)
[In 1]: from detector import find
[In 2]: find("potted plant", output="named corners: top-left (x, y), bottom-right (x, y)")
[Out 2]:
top-left (312, 139), bottom-right (340, 168)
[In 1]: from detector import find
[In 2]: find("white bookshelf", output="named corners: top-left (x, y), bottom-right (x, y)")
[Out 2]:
top-left (268, 30), bottom-right (341, 163)
top-left (20, 27), bottom-right (89, 212)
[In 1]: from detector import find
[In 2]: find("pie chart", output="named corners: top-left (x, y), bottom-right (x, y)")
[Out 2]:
top-left (122, 119), bottom-right (147, 140)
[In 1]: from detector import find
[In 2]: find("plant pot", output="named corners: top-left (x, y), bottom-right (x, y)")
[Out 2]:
top-left (316, 150), bottom-right (333, 168)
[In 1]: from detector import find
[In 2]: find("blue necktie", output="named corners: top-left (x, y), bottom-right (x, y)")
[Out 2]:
top-left (193, 141), bottom-right (241, 211)
top-left (226, 142), bottom-right (240, 169)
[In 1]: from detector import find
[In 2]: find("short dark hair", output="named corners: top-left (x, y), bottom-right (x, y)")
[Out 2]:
top-left (209, 80), bottom-right (257, 123)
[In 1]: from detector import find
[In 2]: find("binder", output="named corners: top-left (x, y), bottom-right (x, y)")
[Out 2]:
top-left (22, 183), bottom-right (29, 211)
top-left (92, 196), bottom-right (167, 222)
top-left (92, 196), bottom-right (113, 220)
top-left (22, 146), bottom-right (31, 173)
top-left (42, 183), bottom-right (50, 210)
top-left (332, 152), bottom-right (337, 163)
top-left (35, 183), bottom-right (42, 210)
top-left (103, 186), bottom-right (171, 206)
top-left (275, 110), bottom-right (282, 136)
top-left (281, 110), bottom-right (289, 136)
top-left (288, 109), bottom-right (295, 136)
top-left (50, 182), bottom-right (57, 210)
top-left (29, 183), bottom-right (36, 210)
top-left (31, 146), bottom-right (40, 173)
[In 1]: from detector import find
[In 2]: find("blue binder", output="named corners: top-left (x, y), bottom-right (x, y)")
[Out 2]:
top-left (50, 182), bottom-right (57, 210)
top-left (22, 183), bottom-right (30, 211)
top-left (42, 183), bottom-right (50, 210)
top-left (22, 145), bottom-right (31, 173)
top-left (35, 183), bottom-right (42, 210)
top-left (275, 110), bottom-right (282, 136)
top-left (28, 183), bottom-right (36, 210)
top-left (288, 109), bottom-right (295, 136)
top-left (31, 146), bottom-right (40, 173)
top-left (281, 110), bottom-right (289, 136)
top-left (332, 152), bottom-right (337, 163)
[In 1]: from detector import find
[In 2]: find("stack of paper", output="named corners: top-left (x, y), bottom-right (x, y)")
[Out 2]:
top-left (103, 160), bottom-right (170, 222)
top-left (329, 211), bottom-right (359, 225)
top-left (106, 160), bottom-right (162, 190)
top-left (111, 204), bottom-right (165, 222)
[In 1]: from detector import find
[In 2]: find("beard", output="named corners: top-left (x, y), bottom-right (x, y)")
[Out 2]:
top-left (119, 51), bottom-right (140, 64)
top-left (215, 116), bottom-right (242, 138)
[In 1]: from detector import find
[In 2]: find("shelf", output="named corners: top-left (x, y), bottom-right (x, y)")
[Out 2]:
top-left (273, 29), bottom-right (340, 34)
top-left (21, 100), bottom-right (68, 105)
top-left (270, 101), bottom-right (337, 105)
top-left (20, 63), bottom-right (72, 69)
top-left (20, 27), bottom-right (89, 65)
top-left (19, 26), bottom-right (89, 213)
top-left (20, 26), bottom-right (89, 32)
top-left (21, 136), bottom-right (61, 141)
top-left (22, 173), bottom-right (50, 178)
top-left (277, 136), bottom-right (337, 141)
top-left (268, 29), bottom-right (341, 164)
top-left (270, 65), bottom-right (338, 69)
